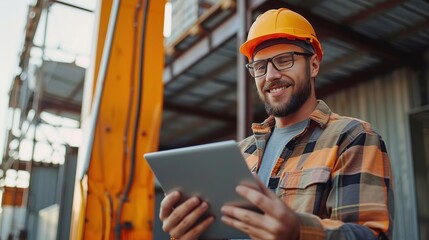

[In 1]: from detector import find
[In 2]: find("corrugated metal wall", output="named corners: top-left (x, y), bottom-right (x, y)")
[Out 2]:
top-left (26, 165), bottom-right (60, 240)
top-left (25, 148), bottom-right (77, 240)
top-left (323, 68), bottom-right (419, 240)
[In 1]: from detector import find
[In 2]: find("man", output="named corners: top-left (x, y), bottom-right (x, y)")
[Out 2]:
top-left (159, 8), bottom-right (394, 240)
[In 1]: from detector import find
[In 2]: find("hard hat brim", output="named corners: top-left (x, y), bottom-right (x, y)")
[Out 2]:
top-left (240, 33), bottom-right (323, 62)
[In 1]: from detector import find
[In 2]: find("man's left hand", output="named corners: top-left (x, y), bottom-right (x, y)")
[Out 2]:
top-left (220, 176), bottom-right (300, 240)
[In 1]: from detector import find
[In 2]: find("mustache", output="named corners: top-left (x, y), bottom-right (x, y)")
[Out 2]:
top-left (262, 79), bottom-right (293, 92)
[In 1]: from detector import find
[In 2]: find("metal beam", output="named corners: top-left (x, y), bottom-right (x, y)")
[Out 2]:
top-left (64, 76), bottom-right (84, 104)
top-left (237, 0), bottom-right (253, 140)
top-left (162, 119), bottom-right (212, 143)
top-left (164, 13), bottom-right (239, 83)
top-left (318, 52), bottom-right (366, 76)
top-left (163, 101), bottom-right (236, 123)
top-left (167, 57), bottom-right (236, 98)
top-left (51, 0), bottom-right (93, 12)
top-left (343, 0), bottom-right (406, 24)
top-left (19, 1), bottom-right (44, 71)
top-left (170, 106), bottom-right (269, 149)
top-left (249, 0), bottom-right (266, 9)
top-left (170, 123), bottom-right (236, 149)
top-left (387, 19), bottom-right (429, 42)
top-left (41, 97), bottom-right (81, 113)
top-left (197, 82), bottom-right (235, 105)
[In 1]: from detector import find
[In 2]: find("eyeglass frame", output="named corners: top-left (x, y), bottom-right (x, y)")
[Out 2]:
top-left (245, 51), bottom-right (313, 78)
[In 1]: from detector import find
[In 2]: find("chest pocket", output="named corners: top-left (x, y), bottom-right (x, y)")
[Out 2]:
top-left (278, 167), bottom-right (331, 213)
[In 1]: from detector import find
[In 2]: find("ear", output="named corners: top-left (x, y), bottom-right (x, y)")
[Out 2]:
top-left (310, 54), bottom-right (320, 78)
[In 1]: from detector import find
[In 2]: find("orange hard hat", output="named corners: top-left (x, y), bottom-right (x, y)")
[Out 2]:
top-left (240, 8), bottom-right (323, 62)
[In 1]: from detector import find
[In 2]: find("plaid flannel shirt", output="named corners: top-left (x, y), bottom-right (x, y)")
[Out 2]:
top-left (238, 100), bottom-right (394, 240)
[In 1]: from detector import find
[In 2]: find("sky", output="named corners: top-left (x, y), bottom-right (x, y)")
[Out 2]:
top-left (0, 0), bottom-right (32, 163)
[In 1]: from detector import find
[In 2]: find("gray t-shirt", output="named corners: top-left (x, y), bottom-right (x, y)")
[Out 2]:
top-left (231, 119), bottom-right (308, 240)
top-left (257, 119), bottom-right (309, 186)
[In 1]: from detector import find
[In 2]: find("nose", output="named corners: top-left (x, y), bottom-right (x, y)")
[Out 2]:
top-left (265, 62), bottom-right (281, 82)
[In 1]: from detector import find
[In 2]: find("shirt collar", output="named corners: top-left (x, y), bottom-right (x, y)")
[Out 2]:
top-left (251, 100), bottom-right (332, 135)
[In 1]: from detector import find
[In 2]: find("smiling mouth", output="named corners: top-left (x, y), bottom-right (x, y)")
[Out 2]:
top-left (266, 84), bottom-right (291, 93)
top-left (268, 86), bottom-right (287, 93)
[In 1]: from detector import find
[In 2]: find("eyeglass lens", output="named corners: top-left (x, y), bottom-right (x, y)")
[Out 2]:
top-left (247, 52), bottom-right (311, 77)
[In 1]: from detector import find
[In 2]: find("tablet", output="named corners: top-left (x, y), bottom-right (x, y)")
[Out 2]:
top-left (144, 140), bottom-right (258, 239)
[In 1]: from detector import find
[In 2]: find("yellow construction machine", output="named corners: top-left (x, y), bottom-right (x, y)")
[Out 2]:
top-left (70, 0), bottom-right (165, 239)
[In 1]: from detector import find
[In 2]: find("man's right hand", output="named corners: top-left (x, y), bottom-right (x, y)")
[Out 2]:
top-left (159, 191), bottom-right (215, 240)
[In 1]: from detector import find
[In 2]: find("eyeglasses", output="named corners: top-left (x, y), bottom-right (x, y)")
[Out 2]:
top-left (245, 51), bottom-right (313, 78)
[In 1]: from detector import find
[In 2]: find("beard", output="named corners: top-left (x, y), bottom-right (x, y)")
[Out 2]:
top-left (262, 76), bottom-right (312, 117)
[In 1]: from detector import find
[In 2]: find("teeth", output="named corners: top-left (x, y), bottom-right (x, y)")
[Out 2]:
top-left (269, 86), bottom-right (287, 93)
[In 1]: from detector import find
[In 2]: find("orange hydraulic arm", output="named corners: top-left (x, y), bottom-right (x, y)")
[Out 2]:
top-left (70, 0), bottom-right (165, 239)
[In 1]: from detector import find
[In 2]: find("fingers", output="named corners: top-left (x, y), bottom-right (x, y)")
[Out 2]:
top-left (161, 196), bottom-right (202, 233)
top-left (223, 179), bottom-right (300, 240)
top-left (176, 215), bottom-right (215, 240)
top-left (236, 183), bottom-right (286, 218)
top-left (236, 185), bottom-right (272, 213)
top-left (221, 205), bottom-right (264, 227)
top-left (221, 214), bottom-right (273, 240)
top-left (221, 206), bottom-right (275, 240)
top-left (221, 201), bottom-right (296, 240)
top-left (159, 192), bottom-right (214, 239)
top-left (159, 191), bottom-right (181, 221)
top-left (169, 201), bottom-right (209, 237)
